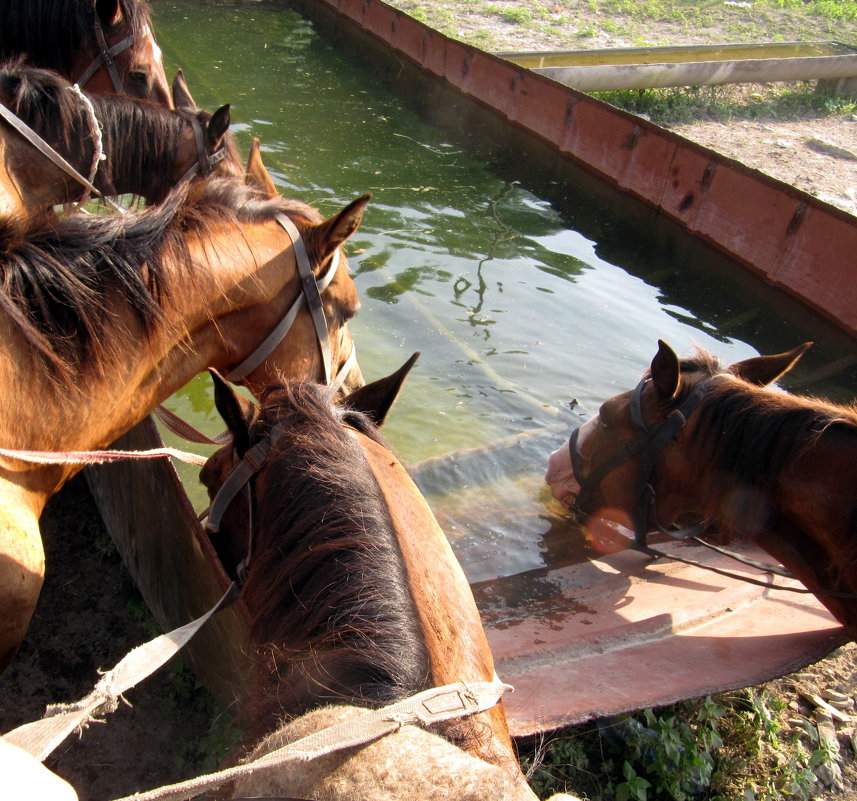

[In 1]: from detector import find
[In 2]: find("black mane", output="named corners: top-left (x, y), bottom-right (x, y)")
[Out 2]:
top-left (235, 383), bottom-right (430, 738)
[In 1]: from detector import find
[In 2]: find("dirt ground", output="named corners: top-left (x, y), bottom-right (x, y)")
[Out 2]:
top-left (388, 0), bottom-right (857, 216)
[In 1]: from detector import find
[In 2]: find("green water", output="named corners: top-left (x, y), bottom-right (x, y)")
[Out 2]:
top-left (152, 0), bottom-right (857, 582)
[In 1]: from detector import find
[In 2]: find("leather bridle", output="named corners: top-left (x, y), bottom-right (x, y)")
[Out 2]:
top-left (75, 18), bottom-right (137, 94)
top-left (224, 212), bottom-right (357, 391)
top-left (566, 375), bottom-right (857, 597)
top-left (568, 374), bottom-right (713, 548)
top-left (201, 213), bottom-right (359, 580)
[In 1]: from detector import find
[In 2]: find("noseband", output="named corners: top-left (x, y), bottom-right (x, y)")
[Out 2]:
top-left (569, 375), bottom-right (713, 547)
top-left (75, 18), bottom-right (136, 93)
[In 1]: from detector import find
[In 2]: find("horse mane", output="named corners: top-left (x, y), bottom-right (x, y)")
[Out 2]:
top-left (238, 382), bottom-right (430, 737)
top-left (0, 0), bottom-right (152, 76)
top-left (0, 59), bottom-right (244, 203)
top-left (0, 59), bottom-right (86, 155)
top-left (0, 176), bottom-right (315, 383)
top-left (675, 349), bottom-right (857, 503)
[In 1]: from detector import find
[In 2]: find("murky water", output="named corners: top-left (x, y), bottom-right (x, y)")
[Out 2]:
top-left (152, 0), bottom-right (857, 583)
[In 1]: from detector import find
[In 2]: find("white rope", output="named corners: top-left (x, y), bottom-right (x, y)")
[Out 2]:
top-left (0, 445), bottom-right (208, 467)
top-left (68, 84), bottom-right (105, 193)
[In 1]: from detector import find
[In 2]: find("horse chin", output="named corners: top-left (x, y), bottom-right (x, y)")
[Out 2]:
top-left (584, 510), bottom-right (636, 555)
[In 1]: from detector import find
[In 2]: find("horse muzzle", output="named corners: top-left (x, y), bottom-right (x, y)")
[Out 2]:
top-left (545, 440), bottom-right (582, 510)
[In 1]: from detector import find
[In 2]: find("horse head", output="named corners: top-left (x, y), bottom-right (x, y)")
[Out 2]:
top-left (200, 363), bottom-right (535, 798)
top-left (545, 341), bottom-right (857, 636)
top-left (0, 60), bottom-right (243, 214)
top-left (545, 339), bottom-right (811, 542)
top-left (71, 0), bottom-right (172, 107)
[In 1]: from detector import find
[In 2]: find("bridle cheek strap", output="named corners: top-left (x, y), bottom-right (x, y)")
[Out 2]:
top-left (225, 213), bottom-right (345, 387)
top-left (76, 21), bottom-right (134, 92)
top-left (569, 377), bottom-right (712, 544)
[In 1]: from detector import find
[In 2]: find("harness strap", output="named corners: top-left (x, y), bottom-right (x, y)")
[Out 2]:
top-left (279, 213), bottom-right (333, 385)
top-left (76, 23), bottom-right (134, 91)
top-left (107, 677), bottom-right (512, 801)
top-left (205, 429), bottom-right (283, 533)
top-left (2, 583), bottom-right (239, 761)
top-left (0, 97), bottom-right (128, 214)
top-left (174, 114), bottom-right (228, 185)
top-left (225, 213), bottom-right (340, 383)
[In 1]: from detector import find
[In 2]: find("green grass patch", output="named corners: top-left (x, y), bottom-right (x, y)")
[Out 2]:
top-left (592, 83), bottom-right (857, 125)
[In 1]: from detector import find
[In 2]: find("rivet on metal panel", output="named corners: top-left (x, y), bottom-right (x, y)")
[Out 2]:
top-left (787, 203), bottom-right (808, 235)
top-left (701, 161), bottom-right (716, 191)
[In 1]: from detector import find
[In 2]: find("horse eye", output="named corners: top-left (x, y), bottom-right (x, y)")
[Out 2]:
top-left (128, 69), bottom-right (149, 84)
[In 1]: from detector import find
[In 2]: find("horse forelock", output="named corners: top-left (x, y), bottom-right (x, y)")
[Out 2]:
top-left (0, 1), bottom-right (152, 75)
top-left (237, 382), bottom-right (430, 734)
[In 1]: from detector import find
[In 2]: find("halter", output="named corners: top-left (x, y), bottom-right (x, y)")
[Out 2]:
top-left (202, 214), bottom-right (358, 579)
top-left (565, 376), bottom-right (857, 595)
top-left (225, 212), bottom-right (358, 392)
top-left (568, 375), bottom-right (713, 547)
top-left (74, 18), bottom-right (136, 93)
top-left (174, 112), bottom-right (228, 184)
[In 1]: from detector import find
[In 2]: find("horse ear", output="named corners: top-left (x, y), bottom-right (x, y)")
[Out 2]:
top-left (171, 69), bottom-right (197, 110)
top-left (341, 352), bottom-right (420, 426)
top-left (729, 342), bottom-right (812, 386)
top-left (206, 105), bottom-right (231, 151)
top-left (210, 369), bottom-right (256, 456)
top-left (650, 339), bottom-right (680, 400)
top-left (313, 194), bottom-right (371, 261)
top-left (95, 0), bottom-right (122, 27)
top-left (246, 137), bottom-right (279, 199)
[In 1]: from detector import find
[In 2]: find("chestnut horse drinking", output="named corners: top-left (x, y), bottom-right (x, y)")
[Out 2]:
top-left (199, 369), bottom-right (537, 800)
top-left (545, 340), bottom-right (857, 637)
top-left (0, 175), bottom-right (366, 671)
top-left (0, 62), bottom-right (242, 219)
top-left (0, 0), bottom-right (171, 106)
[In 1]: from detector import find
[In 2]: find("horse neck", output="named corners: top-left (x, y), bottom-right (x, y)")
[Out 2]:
top-left (89, 95), bottom-right (182, 202)
top-left (668, 384), bottom-right (857, 635)
top-left (351, 429), bottom-right (519, 771)
top-left (0, 215), bottom-right (301, 496)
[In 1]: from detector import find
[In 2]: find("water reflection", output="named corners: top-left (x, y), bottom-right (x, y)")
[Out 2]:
top-left (155, 1), bottom-right (857, 588)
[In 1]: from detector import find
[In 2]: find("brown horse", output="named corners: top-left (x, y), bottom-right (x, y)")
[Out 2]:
top-left (0, 62), bottom-right (242, 219)
top-left (199, 368), bottom-right (538, 800)
top-left (0, 173), bottom-right (367, 671)
top-left (545, 340), bottom-right (857, 637)
top-left (0, 0), bottom-right (171, 107)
